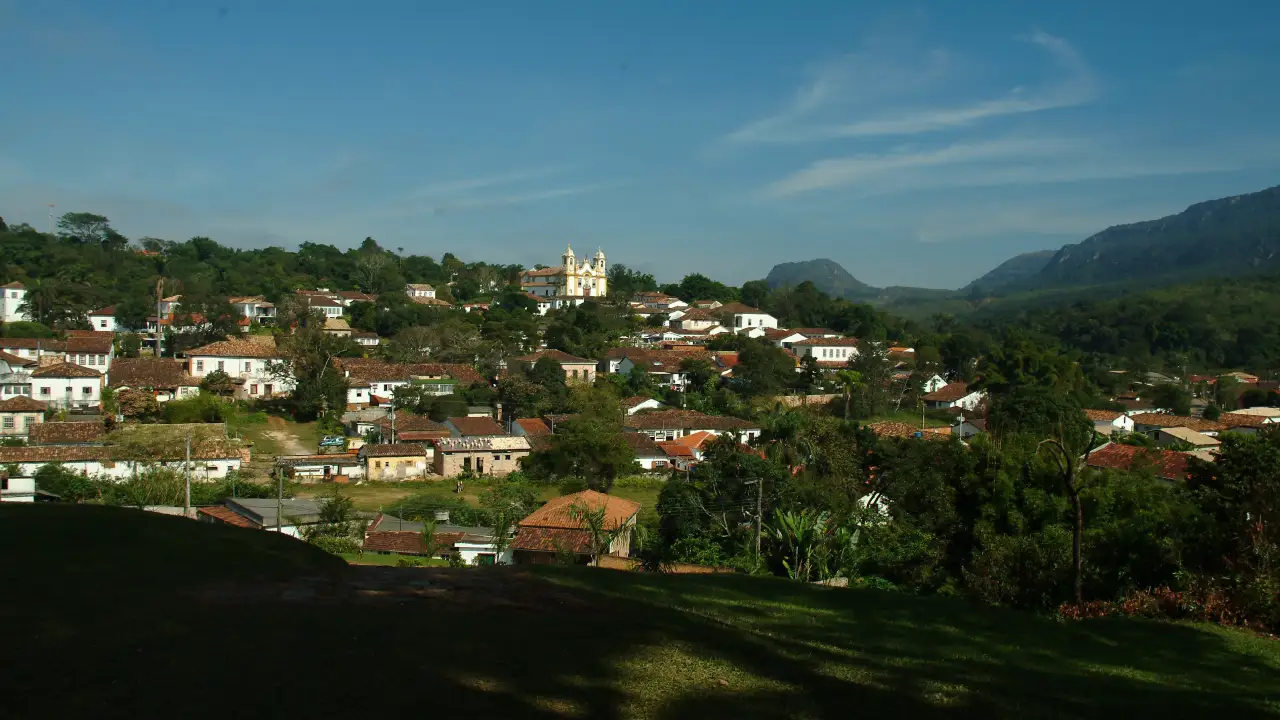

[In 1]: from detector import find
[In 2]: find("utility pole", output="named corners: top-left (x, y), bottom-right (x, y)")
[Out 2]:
top-left (389, 396), bottom-right (396, 444)
top-left (276, 466), bottom-right (284, 533)
top-left (747, 478), bottom-right (763, 566)
top-left (184, 431), bottom-right (192, 517)
top-left (47, 204), bottom-right (55, 235)
top-left (155, 278), bottom-right (164, 358)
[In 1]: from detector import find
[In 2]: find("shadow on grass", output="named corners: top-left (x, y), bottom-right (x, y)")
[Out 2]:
top-left (2, 506), bottom-right (1278, 719)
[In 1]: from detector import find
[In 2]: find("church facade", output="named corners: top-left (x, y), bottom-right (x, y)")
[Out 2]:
top-left (520, 245), bottom-right (607, 299)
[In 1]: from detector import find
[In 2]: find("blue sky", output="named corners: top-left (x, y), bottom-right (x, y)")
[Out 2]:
top-left (4, 1), bottom-right (1280, 288)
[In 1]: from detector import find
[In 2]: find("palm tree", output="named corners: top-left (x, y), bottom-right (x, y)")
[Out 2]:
top-left (835, 369), bottom-right (863, 420)
top-left (768, 509), bottom-right (828, 581)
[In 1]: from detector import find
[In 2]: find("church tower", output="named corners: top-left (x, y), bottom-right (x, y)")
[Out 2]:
top-left (593, 247), bottom-right (607, 296)
top-left (562, 244), bottom-right (577, 296)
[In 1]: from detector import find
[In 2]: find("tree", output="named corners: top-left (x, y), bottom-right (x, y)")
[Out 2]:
top-left (1036, 426), bottom-right (1100, 607)
top-left (679, 356), bottom-right (718, 393)
top-left (481, 479), bottom-right (537, 565)
top-left (199, 369), bottom-right (235, 397)
top-left (734, 339), bottom-right (796, 397)
top-left (568, 501), bottom-right (633, 567)
top-left (119, 333), bottom-right (142, 359)
top-left (271, 318), bottom-right (353, 420)
top-left (34, 464), bottom-right (97, 502)
top-left (834, 369), bottom-right (863, 419)
top-left (300, 489), bottom-right (366, 555)
top-left (524, 385), bottom-right (636, 491)
top-left (56, 212), bottom-right (112, 244)
top-left (1147, 383), bottom-right (1192, 415)
top-left (117, 388), bottom-right (161, 420)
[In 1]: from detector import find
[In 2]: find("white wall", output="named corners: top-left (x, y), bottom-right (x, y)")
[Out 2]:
top-left (8, 457), bottom-right (243, 482)
top-left (88, 315), bottom-right (118, 333)
top-left (189, 355), bottom-right (295, 398)
top-left (731, 312), bottom-right (778, 330)
top-left (2, 287), bottom-right (28, 324)
top-left (455, 540), bottom-right (512, 566)
top-left (32, 376), bottom-right (102, 409)
top-left (793, 344), bottom-right (858, 362)
top-left (0, 475), bottom-right (36, 502)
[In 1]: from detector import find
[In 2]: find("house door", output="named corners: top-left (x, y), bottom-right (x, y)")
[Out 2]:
top-left (476, 456), bottom-right (484, 474)
top-left (264, 384), bottom-right (273, 396)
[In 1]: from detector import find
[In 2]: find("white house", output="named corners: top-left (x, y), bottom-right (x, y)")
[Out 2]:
top-left (0, 350), bottom-right (36, 402)
top-left (622, 396), bottom-right (664, 414)
top-left (615, 350), bottom-right (711, 391)
top-left (1, 281), bottom-right (29, 324)
top-left (790, 337), bottom-right (859, 367)
top-left (921, 382), bottom-right (985, 412)
top-left (352, 331), bottom-right (380, 347)
top-left (632, 292), bottom-right (687, 311)
top-left (87, 307), bottom-right (119, 333)
top-left (64, 334), bottom-right (114, 373)
top-left (158, 295), bottom-right (183, 317)
top-left (184, 339), bottom-right (294, 400)
top-left (108, 358), bottom-right (201, 403)
top-left (921, 374), bottom-right (948, 393)
top-left (0, 443), bottom-right (245, 484)
top-left (670, 309), bottom-right (721, 332)
top-left (0, 472), bottom-right (36, 502)
top-left (1083, 409), bottom-right (1135, 436)
top-left (30, 362), bottom-right (103, 410)
top-left (406, 283), bottom-right (437, 299)
top-left (622, 409), bottom-right (762, 443)
top-left (715, 302), bottom-right (778, 332)
top-left (228, 296), bottom-right (277, 323)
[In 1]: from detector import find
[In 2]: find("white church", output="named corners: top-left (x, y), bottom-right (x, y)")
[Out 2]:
top-left (520, 245), bottom-right (607, 301)
top-left (1, 282), bottom-right (28, 324)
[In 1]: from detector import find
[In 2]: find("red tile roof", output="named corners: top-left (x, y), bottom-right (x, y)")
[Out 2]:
top-left (198, 505), bottom-right (258, 529)
top-left (0, 350), bottom-right (37, 367)
top-left (515, 418), bottom-right (551, 436)
top-left (511, 527), bottom-right (592, 554)
top-left (623, 409), bottom-right (758, 432)
top-left (0, 337), bottom-right (66, 352)
top-left (362, 531), bottom-right (463, 554)
top-left (1129, 413), bottom-right (1227, 433)
top-left (1214, 413), bottom-right (1272, 429)
top-left (185, 339), bottom-right (280, 359)
top-left (361, 443), bottom-right (429, 458)
top-left (657, 441), bottom-right (696, 458)
top-left (510, 349), bottom-right (594, 365)
top-left (1086, 443), bottom-right (1191, 481)
top-left (88, 306), bottom-right (116, 317)
top-left (1084, 409), bottom-right (1125, 422)
top-left (27, 420), bottom-right (104, 445)
top-left (922, 382), bottom-right (974, 402)
top-left (447, 416), bottom-right (505, 437)
top-left (30, 362), bottom-right (102, 379)
top-left (792, 336), bottom-right (858, 347)
top-left (379, 414), bottom-right (448, 433)
top-left (866, 421), bottom-right (949, 440)
top-left (519, 489), bottom-right (640, 531)
top-left (0, 396), bottom-right (48, 412)
top-left (108, 358), bottom-right (196, 389)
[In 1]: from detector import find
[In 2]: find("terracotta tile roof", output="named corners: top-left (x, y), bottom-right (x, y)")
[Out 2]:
top-left (0, 350), bottom-right (36, 367)
top-left (447, 416), bottom-right (505, 437)
top-left (1084, 409), bottom-right (1125, 422)
top-left (0, 396), bottom-right (48, 412)
top-left (511, 527), bottom-right (591, 553)
top-left (922, 382), bottom-right (975, 402)
top-left (439, 364), bottom-right (484, 386)
top-left (409, 296), bottom-right (452, 307)
top-left (866, 421), bottom-right (949, 440)
top-left (198, 505), bottom-right (258, 529)
top-left (88, 306), bottom-right (116, 317)
top-left (623, 409), bottom-right (758, 432)
top-left (791, 328), bottom-right (839, 337)
top-left (793, 337), bottom-right (858, 349)
top-left (714, 302), bottom-right (766, 315)
top-left (30, 362), bottom-right (102, 379)
top-left (515, 418), bottom-right (551, 436)
top-left (361, 443), bottom-right (429, 458)
top-left (108, 358), bottom-right (196, 389)
top-left (340, 291), bottom-right (377, 302)
top-left (1129, 413), bottom-right (1227, 433)
top-left (526, 435), bottom-right (554, 452)
top-left (1214, 413), bottom-right (1272, 429)
top-left (434, 436), bottom-right (530, 452)
top-left (523, 267), bottom-right (566, 277)
top-left (65, 334), bottom-right (113, 353)
top-left (0, 438), bottom-right (240, 462)
top-left (519, 489), bottom-right (640, 531)
top-left (0, 337), bottom-right (66, 352)
top-left (405, 283), bottom-right (436, 291)
top-left (185, 339), bottom-right (280, 359)
top-left (1, 281), bottom-right (25, 289)
top-left (657, 442), bottom-right (695, 458)
top-left (379, 414), bottom-right (448, 432)
top-left (510, 349), bottom-right (594, 365)
top-left (675, 308), bottom-right (719, 322)
top-left (296, 293), bottom-right (344, 308)
top-left (714, 352), bottom-right (740, 369)
top-left (1086, 443), bottom-right (1191, 481)
top-left (674, 430), bottom-right (717, 451)
top-left (621, 432), bottom-right (665, 456)
top-left (362, 531), bottom-right (462, 555)
top-left (396, 430), bottom-right (450, 441)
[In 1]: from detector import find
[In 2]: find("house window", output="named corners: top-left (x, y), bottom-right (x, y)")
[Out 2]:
top-left (206, 465), bottom-right (219, 472)
top-left (571, 369), bottom-right (579, 379)
top-left (493, 455), bottom-right (500, 462)
top-left (374, 461), bottom-right (382, 468)
top-left (22, 415), bottom-right (31, 427)
top-left (244, 361), bottom-right (252, 373)
top-left (40, 387), bottom-right (50, 396)
top-left (505, 454), bottom-right (512, 460)
top-left (78, 354), bottom-right (86, 365)
top-left (83, 386), bottom-right (92, 395)
top-left (196, 360), bottom-right (204, 372)
top-left (217, 361), bottom-right (225, 371)
top-left (99, 320), bottom-right (107, 329)
top-left (2, 417), bottom-right (13, 429)
top-left (250, 384), bottom-right (258, 395)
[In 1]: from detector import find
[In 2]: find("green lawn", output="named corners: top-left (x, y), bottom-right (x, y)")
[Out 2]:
top-left (339, 551), bottom-right (449, 567)
top-left (3, 504), bottom-right (1278, 718)
top-left (867, 409), bottom-right (953, 428)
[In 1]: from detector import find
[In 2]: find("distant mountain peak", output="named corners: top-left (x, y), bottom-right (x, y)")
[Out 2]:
top-left (765, 259), bottom-right (875, 298)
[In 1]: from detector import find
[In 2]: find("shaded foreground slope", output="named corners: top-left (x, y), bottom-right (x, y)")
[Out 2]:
top-left (2, 505), bottom-right (1277, 719)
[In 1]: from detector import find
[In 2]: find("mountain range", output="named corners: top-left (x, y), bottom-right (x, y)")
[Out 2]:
top-left (765, 183), bottom-right (1280, 311)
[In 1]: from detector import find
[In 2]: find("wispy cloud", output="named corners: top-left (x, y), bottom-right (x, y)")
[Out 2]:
top-left (408, 166), bottom-right (574, 198)
top-left (428, 183), bottom-right (614, 215)
top-left (728, 31), bottom-right (1093, 145)
top-left (392, 166), bottom-right (611, 217)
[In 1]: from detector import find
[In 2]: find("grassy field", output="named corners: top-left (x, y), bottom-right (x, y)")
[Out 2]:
top-left (3, 504), bottom-right (1278, 718)
top-left (339, 551), bottom-right (450, 567)
top-left (867, 409), bottom-right (953, 428)
top-left (236, 415), bottom-right (320, 458)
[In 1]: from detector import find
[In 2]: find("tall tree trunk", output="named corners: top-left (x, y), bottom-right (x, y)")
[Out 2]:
top-left (1067, 480), bottom-right (1083, 607)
